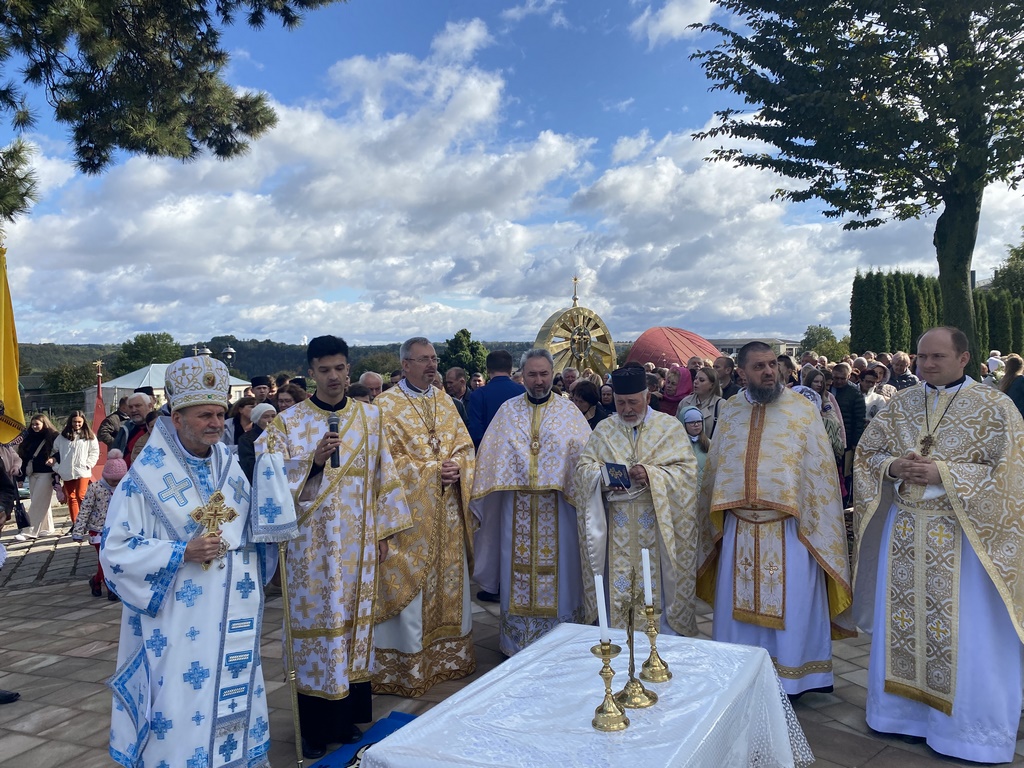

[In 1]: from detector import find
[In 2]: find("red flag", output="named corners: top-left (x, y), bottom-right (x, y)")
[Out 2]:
top-left (91, 365), bottom-right (107, 481)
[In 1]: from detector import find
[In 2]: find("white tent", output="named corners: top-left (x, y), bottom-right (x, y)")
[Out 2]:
top-left (84, 364), bottom-right (250, 420)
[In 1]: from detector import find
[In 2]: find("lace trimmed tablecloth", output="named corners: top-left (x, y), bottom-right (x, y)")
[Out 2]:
top-left (362, 622), bottom-right (813, 767)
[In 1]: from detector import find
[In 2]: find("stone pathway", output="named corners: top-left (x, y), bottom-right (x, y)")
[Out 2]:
top-left (0, 505), bottom-right (1021, 766)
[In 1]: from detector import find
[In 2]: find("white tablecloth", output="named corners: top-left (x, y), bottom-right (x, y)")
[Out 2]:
top-left (362, 622), bottom-right (813, 767)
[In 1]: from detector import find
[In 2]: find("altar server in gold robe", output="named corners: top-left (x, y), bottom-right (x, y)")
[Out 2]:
top-left (471, 348), bottom-right (593, 655)
top-left (575, 365), bottom-right (702, 636)
top-left (372, 337), bottom-right (477, 697)
top-left (698, 341), bottom-right (853, 697)
top-left (854, 326), bottom-right (1024, 764)
top-left (258, 335), bottom-right (412, 760)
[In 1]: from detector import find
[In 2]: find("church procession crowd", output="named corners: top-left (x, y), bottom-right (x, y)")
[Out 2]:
top-left (1, 326), bottom-right (1024, 767)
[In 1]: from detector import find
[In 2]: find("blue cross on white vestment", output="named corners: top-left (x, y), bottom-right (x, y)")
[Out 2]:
top-left (145, 629), bottom-right (168, 657)
top-left (138, 446), bottom-right (166, 468)
top-left (157, 474), bottom-right (192, 507)
top-left (227, 476), bottom-right (250, 506)
top-left (236, 573), bottom-right (256, 599)
top-left (182, 661), bottom-right (210, 690)
top-left (175, 579), bottom-right (203, 607)
top-left (150, 711), bottom-right (173, 739)
top-left (259, 498), bottom-right (282, 523)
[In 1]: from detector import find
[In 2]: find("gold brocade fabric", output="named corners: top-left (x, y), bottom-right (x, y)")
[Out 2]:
top-left (853, 381), bottom-right (1024, 714)
top-left (471, 394), bottom-right (592, 619)
top-left (731, 509), bottom-right (788, 629)
top-left (374, 385), bottom-right (476, 644)
top-left (575, 411), bottom-right (701, 636)
top-left (258, 399), bottom-right (412, 699)
top-left (698, 389), bottom-right (853, 638)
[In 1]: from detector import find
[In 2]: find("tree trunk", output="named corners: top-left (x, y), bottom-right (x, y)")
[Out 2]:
top-left (933, 186), bottom-right (984, 379)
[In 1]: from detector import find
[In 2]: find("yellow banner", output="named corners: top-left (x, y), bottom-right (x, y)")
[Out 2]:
top-left (0, 247), bottom-right (26, 442)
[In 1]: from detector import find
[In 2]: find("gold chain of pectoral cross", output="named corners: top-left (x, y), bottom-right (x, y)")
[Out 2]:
top-left (623, 421), bottom-right (645, 466)
top-left (189, 490), bottom-right (238, 570)
top-left (920, 386), bottom-right (961, 457)
top-left (402, 387), bottom-right (442, 457)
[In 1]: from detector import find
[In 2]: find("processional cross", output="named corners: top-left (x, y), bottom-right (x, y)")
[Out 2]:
top-left (190, 490), bottom-right (238, 570)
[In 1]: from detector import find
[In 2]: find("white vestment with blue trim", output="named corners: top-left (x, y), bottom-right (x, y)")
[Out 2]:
top-left (100, 417), bottom-right (296, 768)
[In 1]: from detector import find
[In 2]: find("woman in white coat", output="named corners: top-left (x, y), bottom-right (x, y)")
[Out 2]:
top-left (51, 411), bottom-right (99, 524)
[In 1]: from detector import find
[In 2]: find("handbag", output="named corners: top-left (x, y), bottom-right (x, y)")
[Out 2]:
top-left (14, 499), bottom-right (29, 530)
top-left (24, 441), bottom-right (43, 478)
top-left (52, 474), bottom-right (66, 504)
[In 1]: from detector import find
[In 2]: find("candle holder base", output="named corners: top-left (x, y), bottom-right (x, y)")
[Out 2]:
top-left (639, 606), bottom-right (672, 684)
top-left (615, 676), bottom-right (658, 709)
top-left (591, 643), bottom-right (629, 731)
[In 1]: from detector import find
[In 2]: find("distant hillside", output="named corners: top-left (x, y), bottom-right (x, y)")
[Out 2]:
top-left (19, 344), bottom-right (120, 373)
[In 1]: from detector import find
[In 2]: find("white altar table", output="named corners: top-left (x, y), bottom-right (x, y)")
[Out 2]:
top-left (362, 622), bottom-right (813, 767)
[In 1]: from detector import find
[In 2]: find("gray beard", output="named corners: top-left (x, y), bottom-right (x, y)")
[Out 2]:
top-left (747, 381), bottom-right (784, 405)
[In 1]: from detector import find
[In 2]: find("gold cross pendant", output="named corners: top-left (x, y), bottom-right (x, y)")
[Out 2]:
top-left (920, 434), bottom-right (935, 457)
top-left (190, 490), bottom-right (238, 570)
top-left (428, 431), bottom-right (441, 457)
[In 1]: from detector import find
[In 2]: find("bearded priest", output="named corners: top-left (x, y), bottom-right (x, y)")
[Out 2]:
top-left (471, 348), bottom-right (593, 655)
top-left (575, 365), bottom-right (702, 636)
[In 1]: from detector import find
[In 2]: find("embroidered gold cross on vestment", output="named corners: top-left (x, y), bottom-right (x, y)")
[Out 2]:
top-left (190, 490), bottom-right (238, 570)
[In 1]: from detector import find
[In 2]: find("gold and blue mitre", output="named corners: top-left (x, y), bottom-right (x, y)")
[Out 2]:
top-left (165, 356), bottom-right (230, 412)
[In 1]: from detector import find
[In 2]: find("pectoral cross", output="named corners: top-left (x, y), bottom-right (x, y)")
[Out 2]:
top-left (428, 430), bottom-right (441, 457)
top-left (920, 434), bottom-right (935, 457)
top-left (189, 491), bottom-right (238, 570)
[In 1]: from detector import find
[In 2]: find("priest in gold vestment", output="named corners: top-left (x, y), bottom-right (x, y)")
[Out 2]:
top-left (373, 337), bottom-right (477, 697)
top-left (575, 366), bottom-right (702, 636)
top-left (471, 349), bottom-right (592, 655)
top-left (854, 327), bottom-right (1024, 764)
top-left (257, 335), bottom-right (412, 760)
top-left (698, 341), bottom-right (853, 697)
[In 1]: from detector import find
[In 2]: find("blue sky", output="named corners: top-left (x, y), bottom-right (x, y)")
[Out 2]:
top-left (5, 0), bottom-right (1022, 347)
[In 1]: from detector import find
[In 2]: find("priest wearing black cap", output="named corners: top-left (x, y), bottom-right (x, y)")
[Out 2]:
top-left (251, 375), bottom-right (272, 403)
top-left (574, 366), bottom-right (704, 636)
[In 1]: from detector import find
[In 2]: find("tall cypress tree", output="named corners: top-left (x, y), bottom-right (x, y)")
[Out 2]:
top-left (1012, 299), bottom-right (1024, 354)
top-left (931, 278), bottom-right (944, 323)
top-left (903, 272), bottom-right (926, 348)
top-left (973, 292), bottom-right (990, 354)
top-left (849, 270), bottom-right (867, 352)
top-left (988, 290), bottom-right (1014, 353)
top-left (858, 270), bottom-right (891, 353)
top-left (888, 272), bottom-right (911, 352)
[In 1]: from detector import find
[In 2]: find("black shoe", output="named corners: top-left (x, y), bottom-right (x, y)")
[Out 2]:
top-left (476, 590), bottom-right (499, 603)
top-left (89, 576), bottom-right (102, 598)
top-left (0, 690), bottom-right (20, 705)
top-left (340, 724), bottom-right (363, 745)
top-left (107, 590), bottom-right (120, 602)
top-left (301, 738), bottom-right (327, 760)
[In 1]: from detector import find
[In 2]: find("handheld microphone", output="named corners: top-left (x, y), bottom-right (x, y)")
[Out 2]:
top-left (327, 414), bottom-right (341, 468)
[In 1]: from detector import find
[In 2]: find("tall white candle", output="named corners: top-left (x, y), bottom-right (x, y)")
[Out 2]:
top-left (641, 548), bottom-right (654, 606)
top-left (594, 574), bottom-right (611, 643)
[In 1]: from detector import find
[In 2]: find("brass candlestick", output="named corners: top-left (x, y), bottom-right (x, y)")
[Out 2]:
top-left (640, 604), bottom-right (672, 683)
top-left (614, 568), bottom-right (658, 708)
top-left (591, 642), bottom-right (629, 731)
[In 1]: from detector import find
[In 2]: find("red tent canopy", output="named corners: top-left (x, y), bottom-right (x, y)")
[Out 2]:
top-left (625, 327), bottom-right (721, 369)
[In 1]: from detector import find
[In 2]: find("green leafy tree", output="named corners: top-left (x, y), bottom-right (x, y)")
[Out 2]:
top-left (691, 3), bottom-right (1024, 377)
top-left (0, 139), bottom-right (36, 231)
top-left (0, 0), bottom-right (342, 216)
top-left (616, 344), bottom-right (633, 367)
top-left (991, 229), bottom-right (1024, 298)
top-left (852, 271), bottom-right (890, 353)
top-left (438, 329), bottom-right (488, 376)
top-left (112, 332), bottom-right (183, 376)
top-left (849, 270), bottom-right (868, 352)
top-left (800, 325), bottom-right (848, 362)
top-left (902, 272), bottom-right (927, 348)
top-left (43, 362), bottom-right (95, 393)
top-left (1012, 298), bottom-right (1024, 355)
top-left (350, 352), bottom-right (401, 381)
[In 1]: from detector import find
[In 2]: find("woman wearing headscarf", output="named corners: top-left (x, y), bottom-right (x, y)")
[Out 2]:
top-left (680, 407), bottom-right (710, 482)
top-left (677, 366), bottom-right (724, 439)
top-left (658, 364), bottom-right (692, 417)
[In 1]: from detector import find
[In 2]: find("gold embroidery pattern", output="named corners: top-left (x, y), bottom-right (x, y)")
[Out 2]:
top-left (371, 634), bottom-right (476, 698)
top-left (772, 658), bottom-right (833, 679)
top-left (884, 504), bottom-right (960, 715)
top-left (510, 490), bottom-right (559, 618)
top-left (732, 512), bottom-right (787, 629)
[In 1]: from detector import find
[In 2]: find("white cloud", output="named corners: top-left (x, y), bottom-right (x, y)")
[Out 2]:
top-left (631, 0), bottom-right (717, 47)
top-left (501, 0), bottom-right (566, 26)
top-left (430, 19), bottom-right (493, 63)
top-left (611, 131), bottom-right (652, 164)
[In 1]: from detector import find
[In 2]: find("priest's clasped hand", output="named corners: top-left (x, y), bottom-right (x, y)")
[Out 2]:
top-left (441, 460), bottom-right (461, 486)
top-left (628, 464), bottom-right (649, 486)
top-left (888, 452), bottom-right (941, 486)
top-left (184, 533), bottom-right (223, 564)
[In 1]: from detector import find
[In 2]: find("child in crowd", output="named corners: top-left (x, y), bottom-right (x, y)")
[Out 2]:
top-left (681, 407), bottom-right (709, 482)
top-left (71, 449), bottom-right (127, 601)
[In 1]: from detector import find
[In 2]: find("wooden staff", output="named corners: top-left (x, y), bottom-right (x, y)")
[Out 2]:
top-left (278, 540), bottom-right (304, 767)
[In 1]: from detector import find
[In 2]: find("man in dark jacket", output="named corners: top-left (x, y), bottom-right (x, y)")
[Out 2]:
top-left (830, 362), bottom-right (865, 505)
top-left (96, 397), bottom-right (130, 449)
top-left (468, 351), bottom-right (526, 448)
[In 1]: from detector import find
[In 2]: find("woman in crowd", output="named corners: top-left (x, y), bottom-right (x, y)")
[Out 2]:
top-left (777, 355), bottom-right (799, 387)
top-left (999, 354), bottom-right (1024, 419)
top-left (680, 407), bottom-right (710, 482)
top-left (238, 403), bottom-right (277, 483)
top-left (15, 414), bottom-right (59, 540)
top-left (275, 383), bottom-right (307, 412)
top-left (802, 367), bottom-right (847, 449)
top-left (678, 366), bottom-right (724, 438)
top-left (571, 380), bottom-right (610, 430)
top-left (224, 396), bottom-right (257, 446)
top-left (600, 383), bottom-right (615, 413)
top-left (659, 364), bottom-right (691, 417)
top-left (51, 411), bottom-right (99, 524)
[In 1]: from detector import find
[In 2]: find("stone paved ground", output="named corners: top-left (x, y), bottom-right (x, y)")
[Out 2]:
top-left (1, 505), bottom-right (1022, 766)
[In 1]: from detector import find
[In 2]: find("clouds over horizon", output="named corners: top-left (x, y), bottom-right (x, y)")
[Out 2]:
top-left (6, 15), bottom-right (1022, 349)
